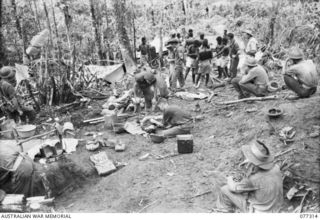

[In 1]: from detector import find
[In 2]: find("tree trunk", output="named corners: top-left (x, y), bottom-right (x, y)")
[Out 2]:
top-left (11, 0), bottom-right (27, 63)
top-left (269, 2), bottom-right (280, 48)
top-left (42, 1), bottom-right (54, 48)
top-left (27, 0), bottom-right (41, 32)
top-left (159, 11), bottom-right (163, 61)
top-left (32, 0), bottom-right (42, 31)
top-left (104, 0), bottom-right (111, 65)
top-left (89, 0), bottom-right (104, 65)
top-left (61, 4), bottom-right (72, 51)
top-left (112, 0), bottom-right (136, 72)
top-left (0, 0), bottom-right (7, 66)
top-left (181, 0), bottom-right (186, 15)
top-left (131, 3), bottom-right (137, 61)
top-left (50, 0), bottom-right (62, 60)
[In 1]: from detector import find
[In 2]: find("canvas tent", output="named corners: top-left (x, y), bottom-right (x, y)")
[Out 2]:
top-left (83, 63), bottom-right (126, 83)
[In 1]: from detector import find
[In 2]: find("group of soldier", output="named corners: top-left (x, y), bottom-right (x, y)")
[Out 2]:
top-left (133, 27), bottom-right (319, 213)
top-left (0, 24), bottom-right (319, 213)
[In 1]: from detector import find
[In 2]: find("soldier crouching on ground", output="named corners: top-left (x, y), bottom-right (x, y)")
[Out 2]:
top-left (283, 47), bottom-right (318, 99)
top-left (134, 66), bottom-right (169, 112)
top-left (156, 100), bottom-right (193, 138)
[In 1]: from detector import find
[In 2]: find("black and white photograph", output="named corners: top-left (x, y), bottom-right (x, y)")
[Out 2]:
top-left (0, 0), bottom-right (319, 217)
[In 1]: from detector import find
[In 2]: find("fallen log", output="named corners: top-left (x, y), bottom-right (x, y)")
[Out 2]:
top-left (216, 95), bottom-right (278, 105)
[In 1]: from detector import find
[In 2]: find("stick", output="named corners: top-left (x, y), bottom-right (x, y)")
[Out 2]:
top-left (291, 174), bottom-right (320, 184)
top-left (153, 153), bottom-right (179, 160)
top-left (211, 76), bottom-right (222, 83)
top-left (89, 120), bottom-right (104, 124)
top-left (18, 130), bottom-right (56, 145)
top-left (189, 190), bottom-right (213, 199)
top-left (298, 190), bottom-right (311, 213)
top-left (217, 95), bottom-right (278, 105)
top-left (83, 117), bottom-right (104, 123)
top-left (275, 148), bottom-right (295, 158)
top-left (89, 88), bottom-right (109, 97)
top-left (207, 92), bottom-right (215, 103)
top-left (137, 200), bottom-right (158, 213)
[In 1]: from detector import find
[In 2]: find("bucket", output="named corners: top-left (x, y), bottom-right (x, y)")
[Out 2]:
top-left (16, 124), bottom-right (36, 138)
top-left (150, 134), bottom-right (165, 144)
top-left (267, 107), bottom-right (283, 119)
top-left (104, 111), bottom-right (118, 129)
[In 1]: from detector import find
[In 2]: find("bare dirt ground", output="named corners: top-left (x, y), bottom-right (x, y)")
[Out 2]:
top-left (53, 72), bottom-right (320, 213)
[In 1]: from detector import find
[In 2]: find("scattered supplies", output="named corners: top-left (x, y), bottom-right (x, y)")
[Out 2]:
top-left (26, 196), bottom-right (54, 211)
top-left (90, 151), bottom-right (117, 176)
top-left (115, 142), bottom-right (126, 152)
top-left (0, 194), bottom-right (25, 212)
top-left (309, 125), bottom-right (320, 138)
top-left (139, 153), bottom-right (150, 161)
top-left (105, 138), bottom-right (118, 148)
top-left (279, 126), bottom-right (296, 143)
top-left (124, 121), bottom-right (147, 135)
top-left (86, 141), bottom-right (101, 151)
top-left (149, 134), bottom-right (165, 144)
top-left (175, 91), bottom-right (208, 100)
top-left (62, 138), bottom-right (78, 153)
top-left (177, 134), bottom-right (193, 154)
top-left (287, 185), bottom-right (300, 200)
top-left (245, 106), bottom-right (258, 113)
top-left (267, 107), bottom-right (283, 118)
top-left (194, 103), bottom-right (201, 112)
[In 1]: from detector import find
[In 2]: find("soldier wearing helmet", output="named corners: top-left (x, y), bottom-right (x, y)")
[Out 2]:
top-left (0, 67), bottom-right (36, 123)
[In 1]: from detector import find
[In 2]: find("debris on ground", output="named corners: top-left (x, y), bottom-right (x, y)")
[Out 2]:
top-left (279, 126), bottom-right (296, 144)
top-left (245, 106), bottom-right (258, 113)
top-left (175, 91), bottom-right (208, 100)
top-left (309, 125), bottom-right (320, 138)
top-left (89, 151), bottom-right (117, 176)
top-left (115, 141), bottom-right (126, 152)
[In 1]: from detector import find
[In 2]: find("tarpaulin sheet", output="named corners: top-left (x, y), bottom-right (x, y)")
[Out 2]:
top-left (84, 64), bottom-right (125, 83)
top-left (14, 64), bottom-right (30, 87)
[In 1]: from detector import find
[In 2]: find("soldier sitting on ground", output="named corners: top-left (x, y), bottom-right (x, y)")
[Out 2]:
top-left (216, 140), bottom-right (283, 213)
top-left (283, 47), bottom-right (319, 99)
top-left (231, 57), bottom-right (269, 99)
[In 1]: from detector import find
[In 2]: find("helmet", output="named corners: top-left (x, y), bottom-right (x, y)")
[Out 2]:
top-left (0, 66), bottom-right (15, 79)
top-left (288, 47), bottom-right (303, 60)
